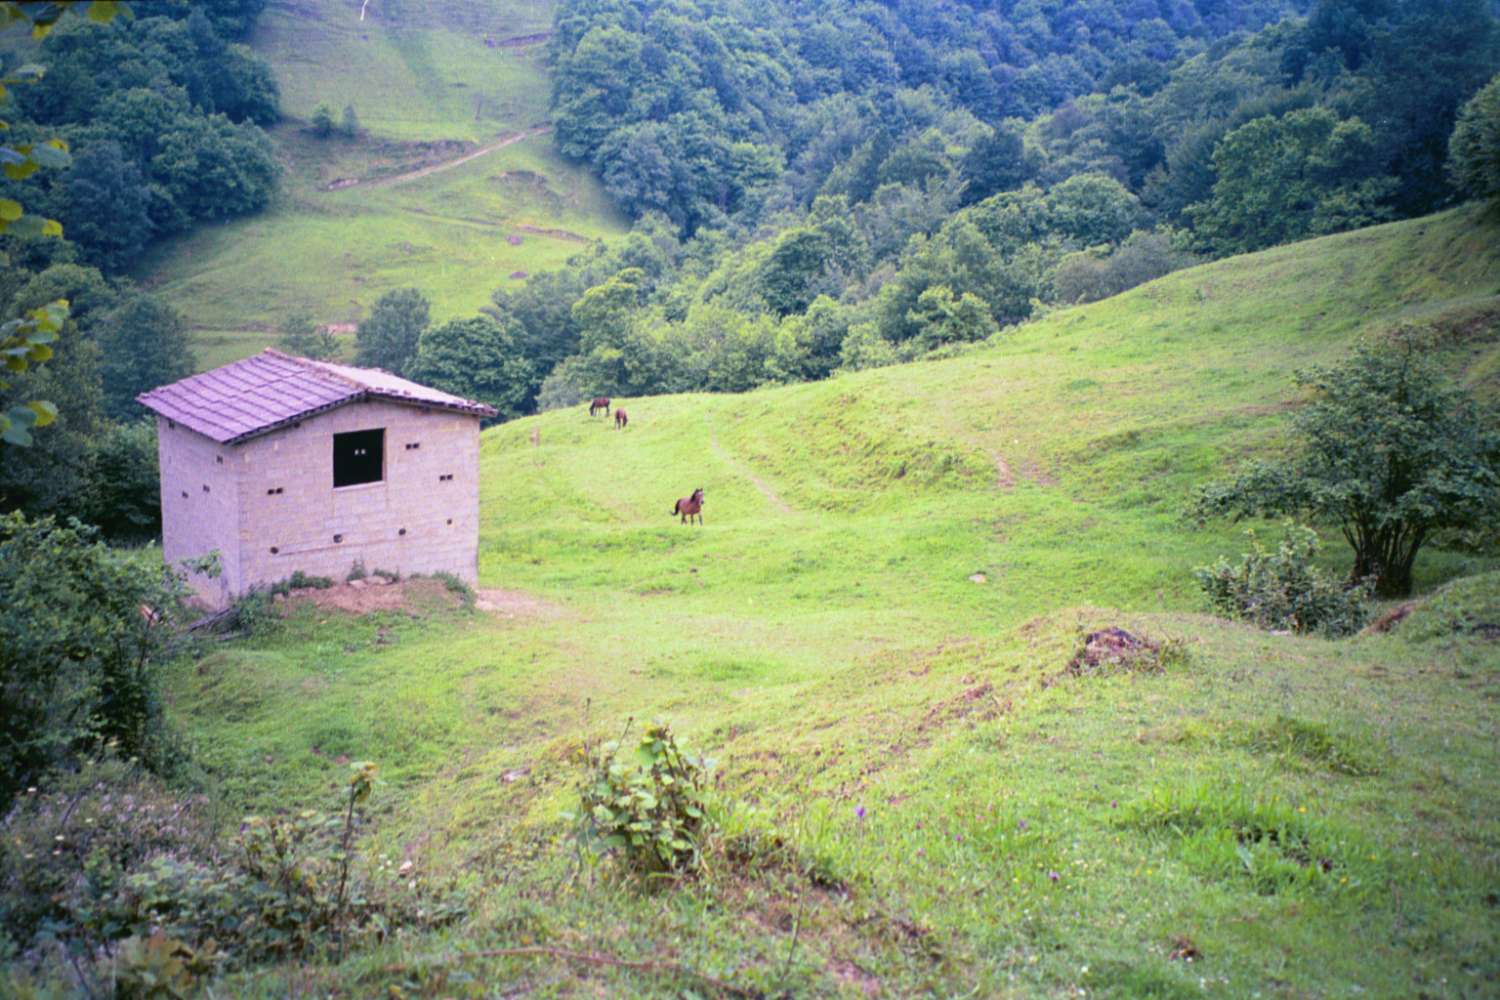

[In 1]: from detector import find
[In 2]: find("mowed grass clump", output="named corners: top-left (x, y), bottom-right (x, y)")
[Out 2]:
top-left (151, 208), bottom-right (1500, 997)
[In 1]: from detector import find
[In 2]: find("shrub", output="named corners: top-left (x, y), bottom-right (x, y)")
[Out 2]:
top-left (572, 721), bottom-right (716, 876)
top-left (1195, 523), bottom-right (1372, 637)
top-left (0, 513), bottom-right (196, 809)
top-left (0, 759), bottom-right (461, 994)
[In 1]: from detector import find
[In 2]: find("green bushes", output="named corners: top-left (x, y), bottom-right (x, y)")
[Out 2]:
top-left (0, 758), bottom-right (461, 995)
top-left (572, 722), bottom-right (716, 875)
top-left (0, 513), bottom-right (193, 810)
top-left (1196, 524), bottom-right (1372, 637)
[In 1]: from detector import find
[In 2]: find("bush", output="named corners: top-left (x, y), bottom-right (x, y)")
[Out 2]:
top-left (0, 758), bottom-right (461, 994)
top-left (0, 513), bottom-right (196, 810)
top-left (1195, 523), bottom-right (1372, 637)
top-left (572, 721), bottom-right (716, 875)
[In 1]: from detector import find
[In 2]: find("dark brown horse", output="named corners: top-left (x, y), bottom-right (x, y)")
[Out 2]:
top-left (614, 407), bottom-right (628, 429)
top-left (672, 487), bottom-right (704, 525)
top-left (589, 396), bottom-right (611, 417)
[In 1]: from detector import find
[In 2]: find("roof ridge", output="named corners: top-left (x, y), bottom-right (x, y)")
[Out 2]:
top-left (263, 347), bottom-right (369, 391)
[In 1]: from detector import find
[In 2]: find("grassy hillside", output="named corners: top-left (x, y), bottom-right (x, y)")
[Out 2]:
top-left (165, 207), bottom-right (1500, 996)
top-left (136, 0), bottom-right (626, 370)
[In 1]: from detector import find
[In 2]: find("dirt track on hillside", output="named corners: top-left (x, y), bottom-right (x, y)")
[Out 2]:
top-left (330, 126), bottom-right (553, 192)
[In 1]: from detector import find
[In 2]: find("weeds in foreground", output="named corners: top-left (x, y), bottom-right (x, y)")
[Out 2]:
top-left (570, 721), bottom-right (716, 877)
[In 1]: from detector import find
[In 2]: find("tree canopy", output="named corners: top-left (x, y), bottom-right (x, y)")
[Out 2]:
top-left (1192, 339), bottom-right (1500, 597)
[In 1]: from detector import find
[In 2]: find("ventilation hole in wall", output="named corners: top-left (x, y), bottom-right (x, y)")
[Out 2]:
top-left (439, 473), bottom-right (454, 482)
top-left (446, 518), bottom-right (453, 525)
top-left (398, 528), bottom-right (407, 536)
top-left (405, 442), bottom-right (420, 450)
top-left (202, 484), bottom-right (210, 493)
top-left (180, 491), bottom-right (188, 499)
top-left (333, 533), bottom-right (343, 544)
top-left (168, 420), bottom-right (176, 429)
top-left (270, 546), bottom-right (279, 555)
top-left (216, 455), bottom-right (223, 464)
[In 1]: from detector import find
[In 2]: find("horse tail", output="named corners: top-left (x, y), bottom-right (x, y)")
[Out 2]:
top-left (671, 500), bottom-right (679, 515)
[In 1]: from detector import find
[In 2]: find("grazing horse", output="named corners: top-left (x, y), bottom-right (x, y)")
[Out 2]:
top-left (589, 396), bottom-right (611, 417)
top-left (614, 407), bottom-right (628, 430)
top-left (672, 487), bottom-right (704, 525)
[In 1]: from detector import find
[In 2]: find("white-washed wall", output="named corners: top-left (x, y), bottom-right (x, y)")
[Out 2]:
top-left (236, 400), bottom-right (482, 594)
top-left (156, 400), bottom-right (482, 608)
top-left (156, 415), bottom-right (243, 607)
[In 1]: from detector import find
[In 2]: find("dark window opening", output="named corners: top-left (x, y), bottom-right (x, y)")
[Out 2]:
top-left (333, 429), bottom-right (384, 488)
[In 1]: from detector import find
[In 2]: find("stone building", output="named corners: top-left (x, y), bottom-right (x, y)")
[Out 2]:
top-left (137, 349), bottom-right (496, 608)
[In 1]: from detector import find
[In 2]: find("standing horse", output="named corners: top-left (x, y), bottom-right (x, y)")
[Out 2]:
top-left (589, 396), bottom-right (611, 417)
top-left (614, 407), bottom-right (628, 430)
top-left (672, 487), bottom-right (704, 525)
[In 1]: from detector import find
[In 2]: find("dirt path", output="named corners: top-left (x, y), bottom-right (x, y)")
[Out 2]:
top-left (708, 424), bottom-right (793, 515)
top-left (336, 126), bottom-right (552, 192)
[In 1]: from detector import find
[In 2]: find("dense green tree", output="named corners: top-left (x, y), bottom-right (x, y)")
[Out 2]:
top-left (908, 285), bottom-right (999, 349)
top-left (1449, 73), bottom-right (1500, 203)
top-left (0, 512), bottom-right (189, 810)
top-left (96, 294), bottom-right (194, 421)
top-left (959, 122), bottom-right (1033, 206)
top-left (355, 287), bottom-right (429, 372)
top-left (57, 140), bottom-right (151, 273)
top-left (278, 311), bottom-right (338, 360)
top-left (85, 420), bottom-right (161, 541)
top-left (1192, 340), bottom-right (1500, 597)
top-left (407, 317), bottom-right (537, 420)
top-left (310, 103), bottom-right (335, 139)
top-left (340, 103), bottom-right (360, 139)
top-left (1045, 172), bottom-right (1142, 246)
top-left (1189, 108), bottom-right (1395, 254)
top-left (1048, 228), bottom-right (1200, 304)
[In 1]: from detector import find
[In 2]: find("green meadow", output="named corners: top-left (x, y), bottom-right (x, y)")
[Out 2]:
top-left (136, 0), bottom-right (626, 370)
top-left (164, 206), bottom-right (1500, 996)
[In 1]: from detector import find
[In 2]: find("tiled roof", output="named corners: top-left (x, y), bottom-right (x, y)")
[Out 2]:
top-left (136, 349), bottom-right (497, 444)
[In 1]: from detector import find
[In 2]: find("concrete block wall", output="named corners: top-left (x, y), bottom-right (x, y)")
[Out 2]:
top-left (157, 400), bottom-right (483, 608)
top-left (156, 414), bottom-right (243, 607)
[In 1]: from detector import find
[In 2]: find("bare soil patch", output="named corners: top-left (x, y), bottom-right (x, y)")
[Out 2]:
top-left (281, 577), bottom-right (453, 615)
top-left (475, 588), bottom-right (567, 620)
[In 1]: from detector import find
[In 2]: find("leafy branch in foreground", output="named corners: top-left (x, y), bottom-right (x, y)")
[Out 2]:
top-left (0, 0), bottom-right (126, 446)
top-left (1191, 338), bottom-right (1500, 597)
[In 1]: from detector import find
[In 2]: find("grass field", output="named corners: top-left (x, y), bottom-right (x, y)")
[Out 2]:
top-left (137, 0), bottom-right (627, 371)
top-left (156, 206), bottom-right (1500, 996)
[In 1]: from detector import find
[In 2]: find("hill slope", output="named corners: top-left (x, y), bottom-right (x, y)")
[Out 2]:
top-left (167, 207), bottom-right (1500, 996)
top-left (136, 0), bottom-right (626, 370)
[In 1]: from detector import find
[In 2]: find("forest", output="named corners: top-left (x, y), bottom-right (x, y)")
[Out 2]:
top-left (347, 0), bottom-right (1500, 421)
top-left (0, 0), bottom-right (278, 534)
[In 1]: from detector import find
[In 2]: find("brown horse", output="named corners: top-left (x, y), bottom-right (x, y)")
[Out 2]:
top-left (589, 396), bottom-right (611, 417)
top-left (614, 407), bottom-right (628, 429)
top-left (672, 487), bottom-right (704, 525)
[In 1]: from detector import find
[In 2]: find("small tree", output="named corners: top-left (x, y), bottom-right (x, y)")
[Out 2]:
top-left (355, 287), bottom-right (429, 372)
top-left (279, 311), bottom-right (338, 360)
top-left (1192, 339), bottom-right (1500, 597)
top-left (1449, 72), bottom-right (1500, 204)
top-left (339, 103), bottom-right (360, 139)
top-left (0, 513), bottom-right (195, 808)
top-left (310, 102), bottom-right (335, 139)
top-left (98, 294), bottom-right (195, 420)
top-left (406, 316), bottom-right (534, 420)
